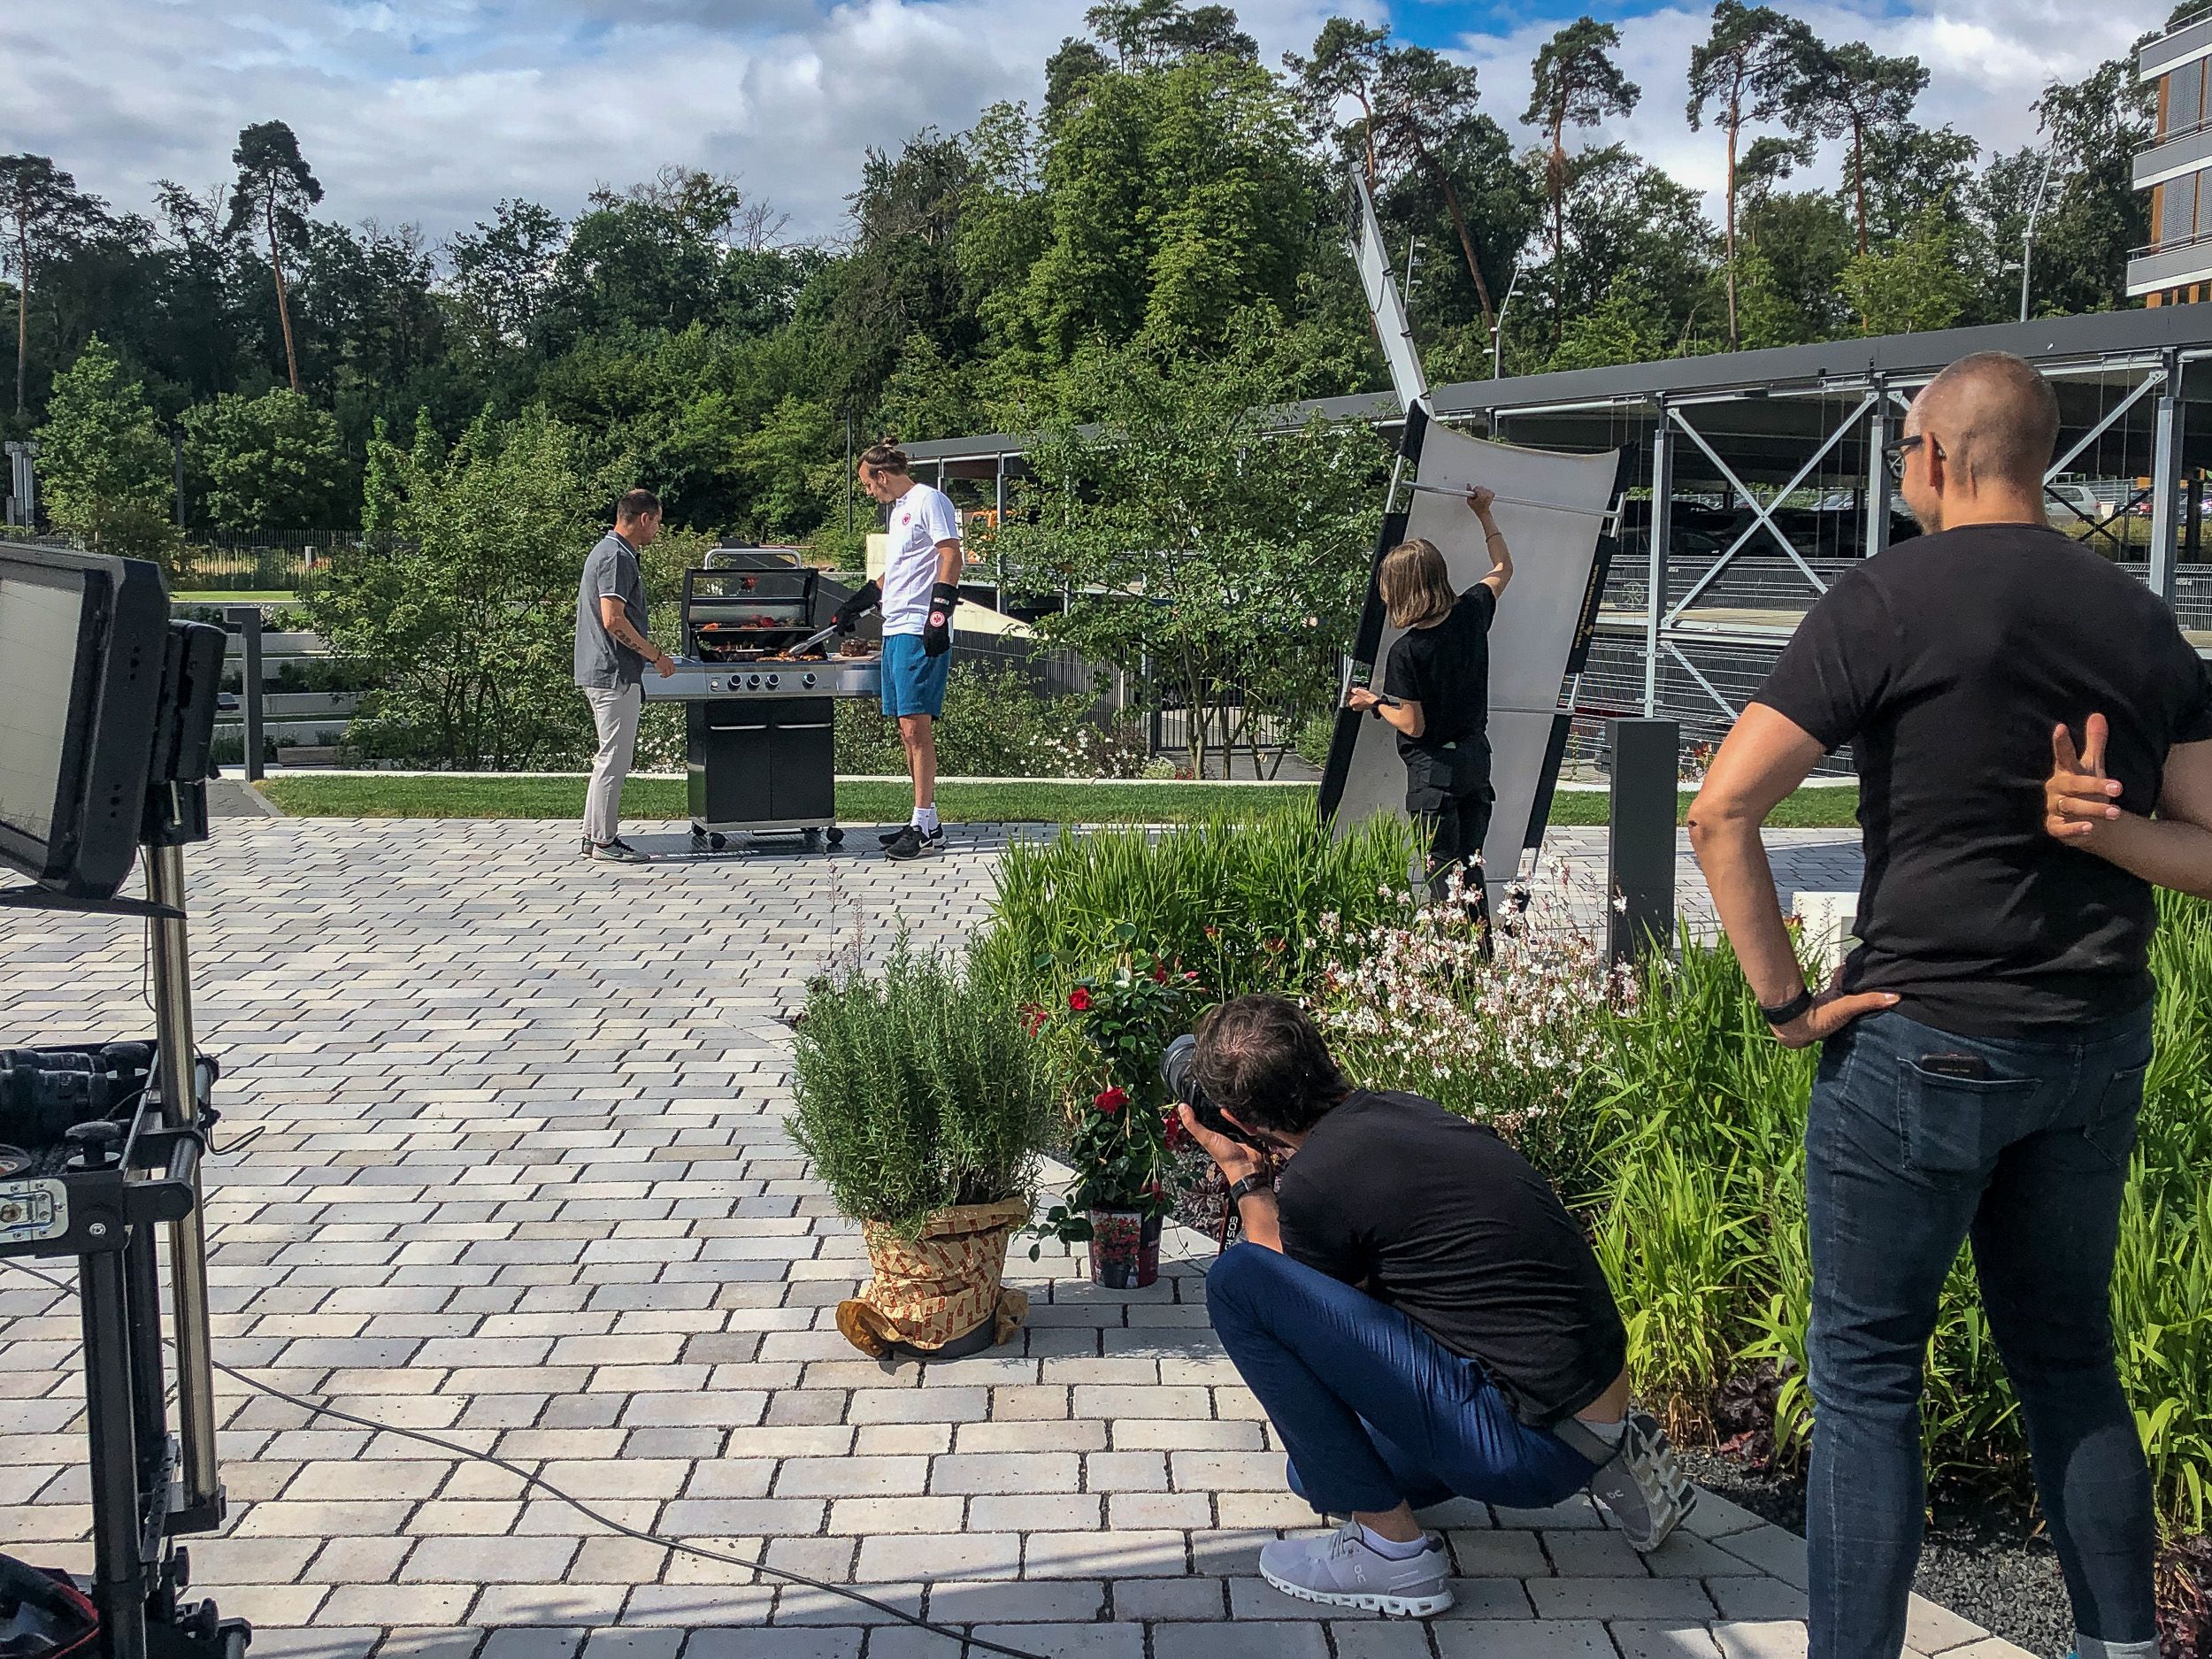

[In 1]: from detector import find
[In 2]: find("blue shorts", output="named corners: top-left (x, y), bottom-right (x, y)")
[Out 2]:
top-left (880, 633), bottom-right (949, 719)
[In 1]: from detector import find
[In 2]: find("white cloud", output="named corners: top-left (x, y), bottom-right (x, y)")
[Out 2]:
top-left (0, 0), bottom-right (2164, 258)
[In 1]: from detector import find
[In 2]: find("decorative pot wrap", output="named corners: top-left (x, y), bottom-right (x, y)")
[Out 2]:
top-left (836, 1197), bottom-right (1031, 1358)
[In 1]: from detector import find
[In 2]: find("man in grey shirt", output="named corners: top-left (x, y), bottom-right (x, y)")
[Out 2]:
top-left (575, 488), bottom-right (674, 862)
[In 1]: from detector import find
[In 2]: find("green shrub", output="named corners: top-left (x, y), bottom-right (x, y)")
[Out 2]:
top-left (1576, 895), bottom-right (2212, 1533)
top-left (981, 810), bottom-right (1425, 1005)
top-left (787, 939), bottom-right (1054, 1239)
top-left (833, 661), bottom-right (1147, 779)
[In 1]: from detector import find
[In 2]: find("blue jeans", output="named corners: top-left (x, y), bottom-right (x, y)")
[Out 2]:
top-left (1806, 1005), bottom-right (2156, 1659)
top-left (1203, 1244), bottom-right (1599, 1515)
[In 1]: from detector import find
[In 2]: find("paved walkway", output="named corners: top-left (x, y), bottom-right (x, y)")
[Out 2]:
top-left (0, 819), bottom-right (2027, 1659)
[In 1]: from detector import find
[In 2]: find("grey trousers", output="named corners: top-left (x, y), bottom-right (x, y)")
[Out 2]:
top-left (582, 682), bottom-right (641, 845)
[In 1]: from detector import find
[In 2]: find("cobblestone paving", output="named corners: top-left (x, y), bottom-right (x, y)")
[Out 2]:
top-left (0, 818), bottom-right (2025, 1659)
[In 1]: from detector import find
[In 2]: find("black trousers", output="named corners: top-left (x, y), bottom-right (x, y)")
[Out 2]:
top-left (1404, 745), bottom-right (1494, 912)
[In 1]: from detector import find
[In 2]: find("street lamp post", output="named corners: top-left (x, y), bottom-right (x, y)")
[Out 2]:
top-left (1491, 265), bottom-right (1524, 382)
top-left (2021, 140), bottom-right (2058, 324)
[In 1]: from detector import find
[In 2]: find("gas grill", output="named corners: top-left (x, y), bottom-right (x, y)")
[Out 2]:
top-left (641, 549), bottom-right (881, 851)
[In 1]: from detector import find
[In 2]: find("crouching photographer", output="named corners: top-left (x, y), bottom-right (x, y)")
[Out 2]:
top-left (1172, 995), bottom-right (1694, 1616)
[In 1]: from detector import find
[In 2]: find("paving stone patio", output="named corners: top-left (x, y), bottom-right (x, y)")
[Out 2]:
top-left (0, 817), bottom-right (2028, 1659)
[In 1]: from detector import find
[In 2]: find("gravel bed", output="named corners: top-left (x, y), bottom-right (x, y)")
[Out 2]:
top-left (1674, 1448), bottom-right (2071, 1655)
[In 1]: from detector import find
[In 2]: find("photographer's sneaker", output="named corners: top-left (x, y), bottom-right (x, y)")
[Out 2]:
top-left (879, 824), bottom-right (946, 850)
top-left (1582, 1409), bottom-right (1697, 1551)
top-left (1257, 1521), bottom-right (1454, 1617)
top-left (589, 837), bottom-right (648, 864)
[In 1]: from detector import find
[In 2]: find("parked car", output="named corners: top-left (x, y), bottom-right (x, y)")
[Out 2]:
top-left (2047, 482), bottom-right (2108, 525)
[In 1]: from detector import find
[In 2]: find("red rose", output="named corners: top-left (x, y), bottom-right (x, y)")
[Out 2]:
top-left (1152, 965), bottom-right (1168, 983)
top-left (1069, 987), bottom-right (1092, 1012)
top-left (1163, 1108), bottom-right (1188, 1148)
top-left (1094, 1087), bottom-right (1127, 1114)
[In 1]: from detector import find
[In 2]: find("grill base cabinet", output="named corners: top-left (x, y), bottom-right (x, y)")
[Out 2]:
top-left (686, 696), bottom-right (842, 848)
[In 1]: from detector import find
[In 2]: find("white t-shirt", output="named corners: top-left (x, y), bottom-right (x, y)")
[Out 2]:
top-left (881, 483), bottom-right (962, 636)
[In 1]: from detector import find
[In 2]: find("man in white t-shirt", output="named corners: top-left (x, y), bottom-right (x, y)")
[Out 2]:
top-left (830, 442), bottom-right (964, 860)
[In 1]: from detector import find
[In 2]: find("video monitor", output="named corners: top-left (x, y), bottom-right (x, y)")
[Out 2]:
top-left (0, 545), bottom-right (170, 899)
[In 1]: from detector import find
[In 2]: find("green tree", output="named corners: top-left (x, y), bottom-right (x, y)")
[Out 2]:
top-left (1839, 206), bottom-right (1972, 335)
top-left (2030, 58), bottom-right (2155, 314)
top-left (305, 405), bottom-right (593, 768)
top-left (1537, 145), bottom-right (1717, 361)
top-left (224, 120), bottom-right (324, 392)
top-left (1686, 2), bottom-right (1814, 348)
top-left (181, 388), bottom-right (347, 531)
top-left (36, 335), bottom-right (179, 561)
top-left (1286, 20), bottom-right (1523, 331)
top-left (730, 394), bottom-right (839, 540)
top-left (994, 333), bottom-right (1381, 776)
top-left (0, 156), bottom-right (101, 419)
top-left (1525, 19), bottom-right (1642, 341)
top-left (1800, 42), bottom-right (1928, 256)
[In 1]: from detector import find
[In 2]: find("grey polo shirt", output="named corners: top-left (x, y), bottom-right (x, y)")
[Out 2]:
top-left (575, 531), bottom-right (647, 689)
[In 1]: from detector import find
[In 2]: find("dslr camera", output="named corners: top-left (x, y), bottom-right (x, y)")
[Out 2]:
top-left (1161, 1033), bottom-right (1266, 1149)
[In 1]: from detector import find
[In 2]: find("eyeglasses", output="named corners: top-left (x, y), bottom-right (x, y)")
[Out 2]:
top-left (1882, 434), bottom-right (1936, 481)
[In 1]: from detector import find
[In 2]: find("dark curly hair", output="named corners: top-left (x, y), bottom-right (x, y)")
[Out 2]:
top-left (1189, 994), bottom-right (1349, 1136)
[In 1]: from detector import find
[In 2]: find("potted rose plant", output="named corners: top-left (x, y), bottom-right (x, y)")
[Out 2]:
top-left (1031, 958), bottom-right (1202, 1289)
top-left (789, 939), bottom-right (1053, 1358)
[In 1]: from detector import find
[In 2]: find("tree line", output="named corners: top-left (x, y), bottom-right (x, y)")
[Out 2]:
top-left (0, 0), bottom-right (2167, 555)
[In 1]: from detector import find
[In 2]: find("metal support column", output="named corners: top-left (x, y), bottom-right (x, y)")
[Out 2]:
top-left (227, 606), bottom-right (264, 782)
top-left (143, 847), bottom-right (221, 1520)
top-left (1865, 380), bottom-right (1893, 559)
top-left (2150, 351), bottom-right (2185, 603)
top-left (994, 456), bottom-right (1006, 614)
top-left (1607, 718), bottom-right (1678, 964)
top-left (1644, 405), bottom-right (1673, 718)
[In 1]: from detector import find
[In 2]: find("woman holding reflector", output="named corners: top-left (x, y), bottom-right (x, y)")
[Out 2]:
top-left (1347, 487), bottom-right (1512, 907)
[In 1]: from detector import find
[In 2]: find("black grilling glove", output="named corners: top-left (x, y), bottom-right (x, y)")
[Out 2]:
top-left (924, 581), bottom-right (959, 657)
top-left (832, 580), bottom-right (881, 634)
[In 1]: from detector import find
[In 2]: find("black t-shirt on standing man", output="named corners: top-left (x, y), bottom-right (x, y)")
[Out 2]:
top-left (1753, 522), bottom-right (2212, 1039)
top-left (1275, 1089), bottom-right (1627, 1428)
top-left (1383, 585), bottom-right (1497, 761)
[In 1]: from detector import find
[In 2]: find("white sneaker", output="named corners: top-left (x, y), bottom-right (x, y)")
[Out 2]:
top-left (1256, 1520), bottom-right (1454, 1617)
top-left (1582, 1409), bottom-right (1696, 1551)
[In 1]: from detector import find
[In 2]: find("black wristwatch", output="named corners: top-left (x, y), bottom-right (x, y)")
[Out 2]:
top-left (1226, 1171), bottom-right (1274, 1205)
top-left (1759, 985), bottom-right (1816, 1028)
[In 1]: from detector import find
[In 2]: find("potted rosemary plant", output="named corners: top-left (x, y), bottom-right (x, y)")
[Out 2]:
top-left (789, 939), bottom-right (1053, 1358)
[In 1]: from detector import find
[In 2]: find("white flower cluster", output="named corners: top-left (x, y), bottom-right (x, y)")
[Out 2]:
top-left (1308, 867), bottom-right (1634, 1132)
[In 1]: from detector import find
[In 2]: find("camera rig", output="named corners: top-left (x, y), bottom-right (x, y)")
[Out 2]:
top-left (1, 547), bottom-right (246, 1659)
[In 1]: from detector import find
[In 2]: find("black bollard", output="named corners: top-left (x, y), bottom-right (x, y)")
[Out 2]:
top-left (1607, 718), bottom-right (1678, 964)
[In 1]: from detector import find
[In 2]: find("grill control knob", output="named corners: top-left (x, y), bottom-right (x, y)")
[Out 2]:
top-left (747, 674), bottom-right (761, 689)
top-left (803, 672), bottom-right (817, 688)
top-left (766, 674), bottom-right (780, 688)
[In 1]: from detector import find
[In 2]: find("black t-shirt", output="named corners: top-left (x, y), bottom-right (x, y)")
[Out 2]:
top-left (1753, 523), bottom-right (2212, 1038)
top-left (1383, 586), bottom-right (1497, 760)
top-left (1275, 1090), bottom-right (1626, 1427)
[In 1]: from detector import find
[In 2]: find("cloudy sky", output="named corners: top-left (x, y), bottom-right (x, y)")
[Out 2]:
top-left (4, 0), bottom-right (2169, 254)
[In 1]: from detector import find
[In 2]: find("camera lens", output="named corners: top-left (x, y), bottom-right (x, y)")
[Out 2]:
top-left (1161, 1033), bottom-right (1196, 1101)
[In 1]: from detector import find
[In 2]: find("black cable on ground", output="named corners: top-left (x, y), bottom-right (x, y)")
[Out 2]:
top-left (0, 1256), bottom-right (1052, 1659)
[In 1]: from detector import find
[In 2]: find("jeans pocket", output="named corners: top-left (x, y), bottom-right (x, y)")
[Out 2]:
top-left (2084, 1062), bottom-right (2149, 1169)
top-left (1893, 1058), bottom-right (2040, 1176)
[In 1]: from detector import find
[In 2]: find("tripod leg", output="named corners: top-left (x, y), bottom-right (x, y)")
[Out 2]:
top-left (124, 1219), bottom-right (170, 1517)
top-left (81, 1248), bottom-right (149, 1659)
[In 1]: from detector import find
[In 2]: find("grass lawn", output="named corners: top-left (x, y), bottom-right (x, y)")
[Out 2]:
top-left (172, 590), bottom-right (301, 605)
top-left (261, 773), bottom-right (1864, 828)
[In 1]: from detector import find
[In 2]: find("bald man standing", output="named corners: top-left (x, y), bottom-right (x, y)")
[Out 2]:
top-left (1689, 352), bottom-right (2212, 1659)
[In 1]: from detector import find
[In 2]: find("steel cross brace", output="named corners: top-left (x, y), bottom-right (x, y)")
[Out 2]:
top-left (1663, 392), bottom-right (1876, 626)
top-left (1664, 641), bottom-right (1741, 720)
top-left (2045, 365), bottom-right (2167, 485)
